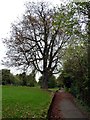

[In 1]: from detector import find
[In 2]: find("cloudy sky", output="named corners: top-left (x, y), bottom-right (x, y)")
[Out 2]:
top-left (0, 0), bottom-right (69, 77)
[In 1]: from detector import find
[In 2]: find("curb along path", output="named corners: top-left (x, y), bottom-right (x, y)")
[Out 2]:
top-left (48, 90), bottom-right (89, 120)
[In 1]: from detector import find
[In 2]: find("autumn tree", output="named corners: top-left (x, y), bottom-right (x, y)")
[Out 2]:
top-left (3, 2), bottom-right (76, 89)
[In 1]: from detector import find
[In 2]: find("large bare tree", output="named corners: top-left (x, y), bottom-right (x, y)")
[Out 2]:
top-left (3, 2), bottom-right (74, 88)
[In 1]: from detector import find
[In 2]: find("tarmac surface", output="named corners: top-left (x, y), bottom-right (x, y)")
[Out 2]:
top-left (48, 89), bottom-right (89, 120)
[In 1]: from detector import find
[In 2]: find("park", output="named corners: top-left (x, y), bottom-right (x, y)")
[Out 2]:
top-left (0, 1), bottom-right (90, 119)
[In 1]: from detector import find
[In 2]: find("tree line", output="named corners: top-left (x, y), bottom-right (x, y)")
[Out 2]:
top-left (1, 69), bottom-right (37, 87)
top-left (1, 69), bottom-right (59, 88)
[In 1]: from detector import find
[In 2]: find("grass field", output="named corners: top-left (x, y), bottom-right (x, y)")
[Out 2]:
top-left (2, 86), bottom-right (52, 118)
top-left (48, 88), bottom-right (59, 92)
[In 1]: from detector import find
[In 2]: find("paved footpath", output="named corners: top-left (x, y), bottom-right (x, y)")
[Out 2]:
top-left (60, 99), bottom-right (85, 118)
top-left (48, 90), bottom-right (89, 120)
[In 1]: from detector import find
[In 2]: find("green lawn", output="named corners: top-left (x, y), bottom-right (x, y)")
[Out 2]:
top-left (48, 87), bottom-right (59, 92)
top-left (2, 86), bottom-right (52, 118)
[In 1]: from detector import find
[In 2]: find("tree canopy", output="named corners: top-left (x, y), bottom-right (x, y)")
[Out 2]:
top-left (3, 1), bottom-right (89, 89)
top-left (3, 2), bottom-right (78, 88)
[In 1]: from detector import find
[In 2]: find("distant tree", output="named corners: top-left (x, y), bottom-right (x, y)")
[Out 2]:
top-left (13, 74), bottom-right (22, 85)
top-left (48, 75), bottom-right (57, 88)
top-left (3, 2), bottom-right (78, 89)
top-left (39, 75), bottom-right (57, 88)
top-left (26, 70), bottom-right (37, 87)
top-left (2, 69), bottom-right (11, 85)
top-left (56, 76), bottom-right (63, 88)
top-left (9, 73), bottom-right (17, 85)
top-left (2, 69), bottom-right (16, 85)
top-left (16, 70), bottom-right (37, 87)
top-left (57, 71), bottom-right (72, 89)
top-left (18, 72), bottom-right (27, 86)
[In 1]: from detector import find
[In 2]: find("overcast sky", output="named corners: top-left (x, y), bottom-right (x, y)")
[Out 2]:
top-left (0, 0), bottom-right (69, 79)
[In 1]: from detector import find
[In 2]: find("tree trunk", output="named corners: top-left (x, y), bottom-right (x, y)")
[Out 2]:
top-left (41, 72), bottom-right (48, 89)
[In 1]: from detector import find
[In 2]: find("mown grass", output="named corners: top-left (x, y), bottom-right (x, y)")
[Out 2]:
top-left (48, 87), bottom-right (59, 92)
top-left (2, 86), bottom-right (52, 118)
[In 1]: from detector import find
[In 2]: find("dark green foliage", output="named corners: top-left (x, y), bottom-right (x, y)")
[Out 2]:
top-left (16, 72), bottom-right (37, 87)
top-left (2, 69), bottom-right (16, 85)
top-left (56, 73), bottom-right (64, 88)
top-left (63, 75), bottom-right (72, 89)
top-left (26, 73), bottom-right (36, 87)
top-left (2, 69), bottom-right (10, 85)
top-left (48, 75), bottom-right (57, 88)
top-left (18, 72), bottom-right (27, 86)
top-left (2, 69), bottom-right (23, 85)
top-left (38, 75), bottom-right (57, 88)
top-left (72, 2), bottom-right (90, 106)
top-left (60, 44), bottom-right (89, 106)
top-left (1, 69), bottom-right (37, 87)
top-left (13, 74), bottom-right (22, 85)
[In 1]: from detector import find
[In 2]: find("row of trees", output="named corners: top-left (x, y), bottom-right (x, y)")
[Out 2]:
top-left (1, 69), bottom-right (58, 88)
top-left (1, 69), bottom-right (37, 87)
